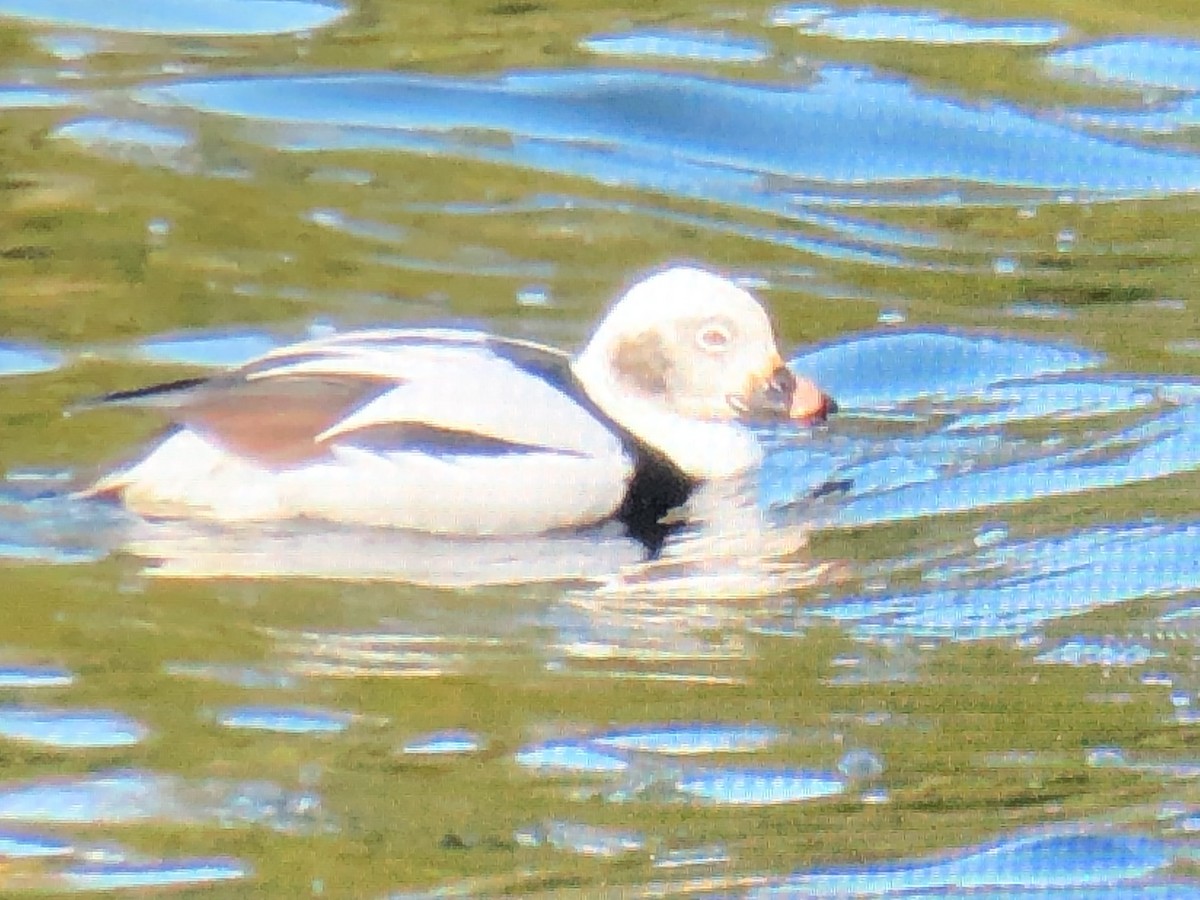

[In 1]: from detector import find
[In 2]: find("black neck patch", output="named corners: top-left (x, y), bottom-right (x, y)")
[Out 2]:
top-left (614, 444), bottom-right (696, 558)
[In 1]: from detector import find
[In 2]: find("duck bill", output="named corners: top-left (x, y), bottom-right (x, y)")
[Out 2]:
top-left (733, 362), bottom-right (836, 425)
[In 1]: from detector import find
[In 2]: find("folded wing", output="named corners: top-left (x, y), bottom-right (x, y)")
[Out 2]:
top-left (87, 329), bottom-right (633, 533)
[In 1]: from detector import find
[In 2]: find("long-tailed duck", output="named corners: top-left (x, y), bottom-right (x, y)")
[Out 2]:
top-left (84, 266), bottom-right (833, 553)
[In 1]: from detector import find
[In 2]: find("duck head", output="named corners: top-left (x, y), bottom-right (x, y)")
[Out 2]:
top-left (572, 266), bottom-right (834, 479)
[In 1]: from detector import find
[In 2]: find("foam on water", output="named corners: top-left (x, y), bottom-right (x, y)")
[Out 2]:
top-left (0, 0), bottom-right (347, 36)
top-left (0, 829), bottom-right (73, 858)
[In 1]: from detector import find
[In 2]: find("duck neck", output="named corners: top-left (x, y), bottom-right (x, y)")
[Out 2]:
top-left (570, 351), bottom-right (762, 480)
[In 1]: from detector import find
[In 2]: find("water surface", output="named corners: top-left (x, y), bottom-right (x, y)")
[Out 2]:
top-left (0, 0), bottom-right (1197, 894)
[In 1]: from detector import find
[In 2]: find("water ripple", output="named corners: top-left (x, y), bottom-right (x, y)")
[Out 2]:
top-left (0, 829), bottom-right (72, 858)
top-left (790, 328), bottom-right (1102, 409)
top-left (131, 327), bottom-right (282, 367)
top-left (59, 858), bottom-right (251, 892)
top-left (811, 521), bottom-right (1200, 640)
top-left (0, 707), bottom-right (148, 749)
top-left (0, 769), bottom-right (328, 833)
top-left (516, 819), bottom-right (645, 857)
top-left (749, 824), bottom-right (1183, 896)
top-left (0, 342), bottom-right (63, 378)
top-left (214, 705), bottom-right (360, 734)
top-left (591, 722), bottom-right (783, 755)
top-left (1048, 39), bottom-right (1200, 91)
top-left (0, 666), bottom-right (74, 689)
top-left (400, 729), bottom-right (484, 757)
top-left (123, 66), bottom-right (1200, 213)
top-left (0, 0), bottom-right (347, 36)
top-left (580, 29), bottom-right (771, 63)
top-left (774, 6), bottom-right (1067, 46)
top-left (674, 767), bottom-right (846, 805)
top-left (515, 739), bottom-right (631, 774)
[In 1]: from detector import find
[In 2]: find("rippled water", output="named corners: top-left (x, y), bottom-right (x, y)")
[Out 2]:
top-left (0, 0), bottom-right (1199, 895)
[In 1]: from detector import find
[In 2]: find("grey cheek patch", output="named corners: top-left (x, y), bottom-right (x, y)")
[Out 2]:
top-left (609, 331), bottom-right (673, 397)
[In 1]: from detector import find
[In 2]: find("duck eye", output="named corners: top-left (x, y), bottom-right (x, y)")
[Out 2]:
top-left (697, 323), bottom-right (732, 353)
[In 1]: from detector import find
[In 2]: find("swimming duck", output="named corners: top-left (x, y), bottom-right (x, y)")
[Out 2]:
top-left (84, 267), bottom-right (833, 552)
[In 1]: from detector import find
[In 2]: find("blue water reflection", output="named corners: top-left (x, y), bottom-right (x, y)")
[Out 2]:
top-left (674, 767), bottom-right (846, 804)
top-left (0, 707), bottom-right (148, 748)
top-left (772, 5), bottom-right (1067, 46)
top-left (811, 522), bottom-right (1200, 640)
top-left (0, 666), bottom-right (74, 689)
top-left (0, 769), bottom-right (327, 833)
top-left (580, 29), bottom-right (771, 63)
top-left (400, 729), bottom-right (484, 757)
top-left (0, 342), bottom-right (63, 377)
top-left (0, 0), bottom-right (346, 36)
top-left (750, 825), bottom-right (1183, 896)
top-left (215, 705), bottom-right (358, 734)
top-left (133, 327), bottom-right (282, 367)
top-left (1047, 39), bottom-right (1200, 91)
top-left (125, 66), bottom-right (1200, 207)
top-left (791, 328), bottom-right (1102, 409)
top-left (0, 829), bottom-right (72, 858)
top-left (60, 858), bottom-right (250, 891)
top-left (1049, 39), bottom-right (1200, 136)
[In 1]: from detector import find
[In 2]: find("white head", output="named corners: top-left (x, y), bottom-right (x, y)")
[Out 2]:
top-left (572, 266), bottom-right (832, 479)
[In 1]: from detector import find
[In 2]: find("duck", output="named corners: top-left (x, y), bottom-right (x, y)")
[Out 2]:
top-left (83, 266), bottom-right (834, 553)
